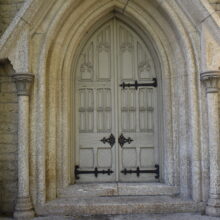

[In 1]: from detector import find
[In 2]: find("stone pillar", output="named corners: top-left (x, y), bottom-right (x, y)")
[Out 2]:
top-left (201, 70), bottom-right (220, 217)
top-left (12, 73), bottom-right (35, 219)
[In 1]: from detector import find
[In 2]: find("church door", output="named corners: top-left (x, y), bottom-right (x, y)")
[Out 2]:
top-left (75, 19), bottom-right (159, 183)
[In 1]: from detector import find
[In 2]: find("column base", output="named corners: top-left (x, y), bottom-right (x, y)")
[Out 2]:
top-left (13, 196), bottom-right (35, 220)
top-left (206, 198), bottom-right (220, 217)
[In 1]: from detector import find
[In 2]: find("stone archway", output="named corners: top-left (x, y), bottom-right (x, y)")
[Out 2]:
top-left (26, 0), bottom-right (203, 216)
top-left (1, 0), bottom-right (220, 218)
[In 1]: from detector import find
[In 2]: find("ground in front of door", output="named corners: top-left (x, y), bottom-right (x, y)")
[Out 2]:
top-left (1, 213), bottom-right (220, 220)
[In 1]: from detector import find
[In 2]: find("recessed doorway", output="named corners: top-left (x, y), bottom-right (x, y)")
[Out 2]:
top-left (74, 18), bottom-right (161, 183)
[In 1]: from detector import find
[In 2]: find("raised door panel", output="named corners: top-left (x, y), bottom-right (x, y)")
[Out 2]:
top-left (97, 25), bottom-right (111, 81)
top-left (78, 42), bottom-right (94, 81)
top-left (137, 42), bottom-right (155, 80)
top-left (118, 24), bottom-right (135, 81)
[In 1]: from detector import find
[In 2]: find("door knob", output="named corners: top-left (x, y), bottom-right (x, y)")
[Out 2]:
top-left (118, 133), bottom-right (133, 147)
top-left (100, 133), bottom-right (115, 148)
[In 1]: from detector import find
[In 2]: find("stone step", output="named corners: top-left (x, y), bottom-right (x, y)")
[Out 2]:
top-left (58, 183), bottom-right (179, 198)
top-left (36, 196), bottom-right (205, 216)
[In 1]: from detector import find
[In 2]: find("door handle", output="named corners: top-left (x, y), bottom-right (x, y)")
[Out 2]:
top-left (100, 133), bottom-right (115, 148)
top-left (118, 133), bottom-right (133, 147)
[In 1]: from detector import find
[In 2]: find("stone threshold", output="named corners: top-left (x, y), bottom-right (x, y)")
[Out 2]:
top-left (36, 195), bottom-right (205, 216)
top-left (31, 214), bottom-right (220, 220)
top-left (58, 183), bottom-right (179, 198)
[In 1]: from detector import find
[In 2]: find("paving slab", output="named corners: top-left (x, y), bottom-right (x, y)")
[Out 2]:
top-left (2, 213), bottom-right (220, 220)
top-left (31, 213), bottom-right (220, 220)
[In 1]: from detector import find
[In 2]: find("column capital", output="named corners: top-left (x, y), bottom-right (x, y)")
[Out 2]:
top-left (201, 71), bottom-right (220, 93)
top-left (12, 73), bottom-right (34, 96)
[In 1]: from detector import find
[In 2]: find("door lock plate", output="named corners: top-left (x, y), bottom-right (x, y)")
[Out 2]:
top-left (118, 133), bottom-right (133, 147)
top-left (100, 133), bottom-right (115, 147)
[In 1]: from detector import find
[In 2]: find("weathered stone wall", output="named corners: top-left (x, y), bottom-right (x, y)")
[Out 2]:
top-left (209, 0), bottom-right (220, 15)
top-left (0, 0), bottom-right (219, 217)
top-left (0, 0), bottom-right (26, 36)
top-left (0, 60), bottom-right (18, 215)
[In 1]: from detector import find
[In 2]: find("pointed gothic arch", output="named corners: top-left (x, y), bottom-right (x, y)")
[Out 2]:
top-left (2, 0), bottom-right (220, 217)
top-left (27, 0), bottom-right (203, 212)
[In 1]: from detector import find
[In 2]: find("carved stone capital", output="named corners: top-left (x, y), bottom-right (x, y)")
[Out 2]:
top-left (201, 71), bottom-right (220, 93)
top-left (12, 73), bottom-right (34, 96)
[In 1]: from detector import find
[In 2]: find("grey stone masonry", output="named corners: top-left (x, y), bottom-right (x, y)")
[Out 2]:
top-left (209, 0), bottom-right (220, 15)
top-left (0, 0), bottom-right (26, 36)
top-left (0, 61), bottom-right (18, 215)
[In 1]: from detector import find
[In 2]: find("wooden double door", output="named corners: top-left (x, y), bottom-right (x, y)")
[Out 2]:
top-left (75, 19), bottom-right (159, 183)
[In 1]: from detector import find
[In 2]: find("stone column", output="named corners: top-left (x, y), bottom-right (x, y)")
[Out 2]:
top-left (12, 73), bottom-right (35, 219)
top-left (201, 70), bottom-right (220, 217)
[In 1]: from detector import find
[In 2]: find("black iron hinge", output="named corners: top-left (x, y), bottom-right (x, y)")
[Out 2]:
top-left (120, 78), bottom-right (157, 90)
top-left (75, 165), bottom-right (114, 179)
top-left (121, 164), bottom-right (159, 179)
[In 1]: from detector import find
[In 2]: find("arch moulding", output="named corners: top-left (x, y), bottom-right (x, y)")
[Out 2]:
top-left (28, 0), bottom-right (205, 215)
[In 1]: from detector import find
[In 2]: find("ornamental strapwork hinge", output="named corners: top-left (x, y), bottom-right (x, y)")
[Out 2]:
top-left (121, 164), bottom-right (159, 179)
top-left (75, 165), bottom-right (114, 180)
top-left (120, 78), bottom-right (157, 90)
